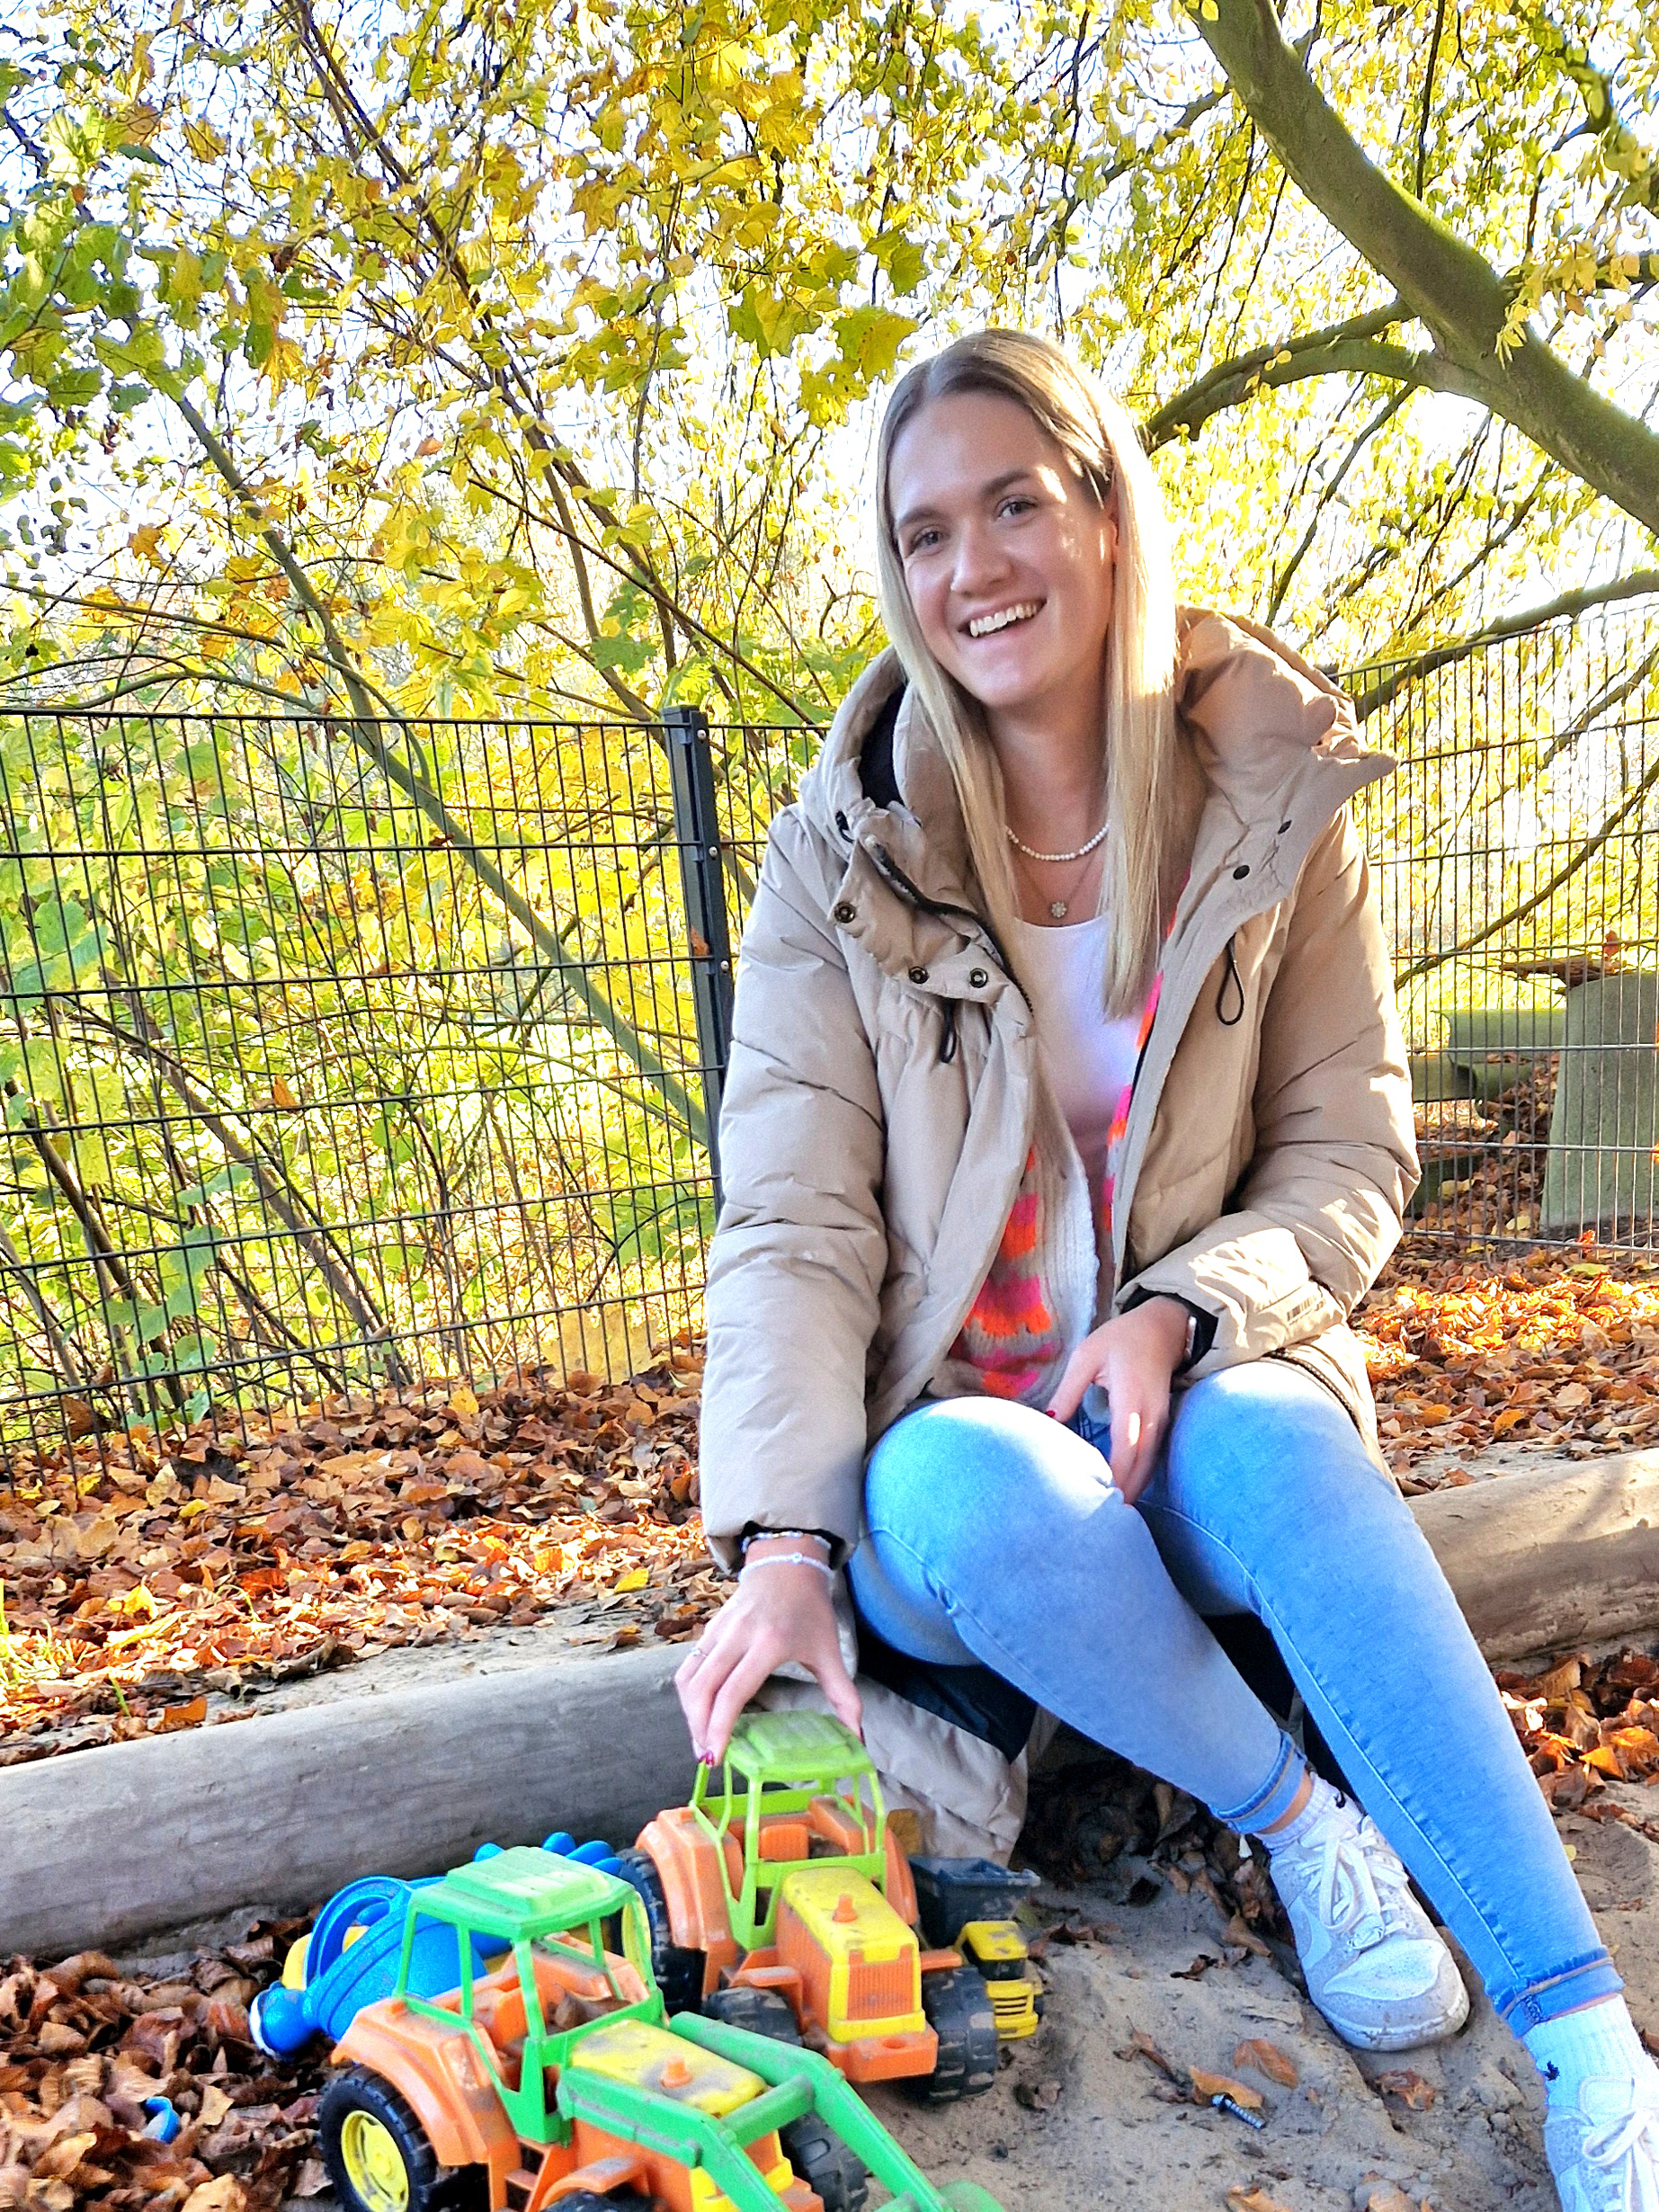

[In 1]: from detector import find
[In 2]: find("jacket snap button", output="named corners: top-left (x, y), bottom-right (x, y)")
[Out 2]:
top-left (908, 965), bottom-right (929, 985)
top-left (1233, 864), bottom-right (1250, 879)
top-left (968, 967), bottom-right (989, 988)
top-left (833, 902), bottom-right (856, 923)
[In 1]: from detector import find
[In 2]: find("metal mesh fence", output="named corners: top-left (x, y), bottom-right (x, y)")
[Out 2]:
top-left (0, 707), bottom-right (757, 1463)
top-left (1351, 597), bottom-right (1659, 1251)
top-left (1, 595), bottom-right (1655, 1462)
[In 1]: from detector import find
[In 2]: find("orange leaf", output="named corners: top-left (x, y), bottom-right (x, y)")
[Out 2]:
top-left (1492, 1406), bottom-right (1530, 1435)
top-left (1233, 2037), bottom-right (1298, 2088)
top-left (1377, 2067), bottom-right (1436, 2109)
top-left (1190, 2068), bottom-right (1262, 2108)
top-left (158, 1697), bottom-right (208, 1731)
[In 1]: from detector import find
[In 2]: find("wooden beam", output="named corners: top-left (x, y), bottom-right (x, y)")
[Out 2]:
top-left (1410, 1449), bottom-right (1659, 1663)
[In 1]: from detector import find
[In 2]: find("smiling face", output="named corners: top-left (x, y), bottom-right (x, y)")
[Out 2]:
top-left (885, 388), bottom-right (1117, 738)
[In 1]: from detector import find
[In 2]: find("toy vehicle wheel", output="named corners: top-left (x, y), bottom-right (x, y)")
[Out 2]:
top-left (702, 1985), bottom-right (802, 2042)
top-left (319, 2065), bottom-right (480, 2212)
top-left (780, 2116), bottom-right (870, 2212)
top-left (613, 1847), bottom-right (707, 2016)
top-left (548, 2198), bottom-right (624, 2211)
top-left (913, 1966), bottom-right (1000, 2104)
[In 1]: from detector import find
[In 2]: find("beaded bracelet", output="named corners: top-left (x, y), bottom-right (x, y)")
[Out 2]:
top-left (740, 1551), bottom-right (835, 1579)
top-left (739, 1525), bottom-right (834, 1559)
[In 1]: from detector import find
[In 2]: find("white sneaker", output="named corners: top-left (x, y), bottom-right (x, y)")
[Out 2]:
top-left (1267, 1797), bottom-right (1470, 2051)
top-left (1544, 2074), bottom-right (1659, 2212)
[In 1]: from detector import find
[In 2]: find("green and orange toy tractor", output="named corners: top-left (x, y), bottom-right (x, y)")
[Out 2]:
top-left (317, 1842), bottom-right (1008, 2212)
top-left (613, 1712), bottom-right (1043, 2106)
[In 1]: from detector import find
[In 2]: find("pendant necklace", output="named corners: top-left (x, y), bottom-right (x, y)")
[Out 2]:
top-left (1006, 817), bottom-right (1109, 921)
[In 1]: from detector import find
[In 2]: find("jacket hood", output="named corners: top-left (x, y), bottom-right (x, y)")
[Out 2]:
top-left (797, 606), bottom-right (1389, 900)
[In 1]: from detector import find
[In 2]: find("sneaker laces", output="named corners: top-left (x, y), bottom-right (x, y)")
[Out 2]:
top-left (1579, 2093), bottom-right (1659, 2212)
top-left (1308, 1815), bottom-right (1416, 1949)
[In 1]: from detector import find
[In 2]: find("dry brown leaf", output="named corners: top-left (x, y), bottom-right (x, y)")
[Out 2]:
top-left (31, 2133), bottom-right (96, 2180)
top-left (1121, 2029), bottom-right (1186, 2083)
top-left (197, 2083), bottom-right (234, 2129)
top-left (1375, 2069), bottom-right (1436, 2109)
top-left (1363, 2189), bottom-right (1418, 2212)
top-left (183, 2181), bottom-right (249, 2212)
top-left (1223, 1913), bottom-right (1273, 1958)
top-left (1234, 2038), bottom-right (1299, 2088)
top-left (1227, 2189), bottom-right (1295, 2212)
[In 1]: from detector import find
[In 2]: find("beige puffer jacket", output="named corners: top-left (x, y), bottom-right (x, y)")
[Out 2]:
top-left (699, 610), bottom-right (1418, 1852)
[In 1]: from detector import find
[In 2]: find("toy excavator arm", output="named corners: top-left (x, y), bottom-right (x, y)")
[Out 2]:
top-left (669, 2012), bottom-right (1008, 2212)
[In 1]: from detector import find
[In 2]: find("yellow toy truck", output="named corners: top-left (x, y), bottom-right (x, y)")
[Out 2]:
top-left (614, 1711), bottom-right (1041, 2106)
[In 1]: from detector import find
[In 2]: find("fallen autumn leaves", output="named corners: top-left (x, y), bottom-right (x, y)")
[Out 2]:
top-left (1, 1351), bottom-right (719, 1763)
top-left (8, 1244), bottom-right (1659, 1761)
top-left (0, 1926), bottom-right (325, 2209)
top-left (1362, 1249), bottom-right (1659, 1482)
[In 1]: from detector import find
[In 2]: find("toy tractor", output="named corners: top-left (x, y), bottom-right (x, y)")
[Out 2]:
top-left (317, 1843), bottom-right (1009, 2212)
top-left (615, 1711), bottom-right (1040, 2104)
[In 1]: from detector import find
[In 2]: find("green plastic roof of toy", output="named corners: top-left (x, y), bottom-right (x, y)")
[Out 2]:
top-left (721, 1708), bottom-right (876, 1785)
top-left (415, 1846), bottom-right (636, 1938)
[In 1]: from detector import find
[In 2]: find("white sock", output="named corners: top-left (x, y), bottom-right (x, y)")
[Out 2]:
top-left (1523, 1998), bottom-right (1656, 2108)
top-left (1259, 1771), bottom-right (1353, 1855)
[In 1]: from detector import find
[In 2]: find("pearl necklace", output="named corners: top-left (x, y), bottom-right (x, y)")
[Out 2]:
top-left (1006, 817), bottom-right (1109, 920)
top-left (1004, 818), bottom-right (1110, 864)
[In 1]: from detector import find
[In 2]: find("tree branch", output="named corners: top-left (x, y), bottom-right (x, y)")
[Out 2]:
top-left (151, 374), bottom-right (708, 1150)
top-left (1519, 7), bottom-right (1657, 213)
top-left (1349, 568), bottom-right (1659, 715)
top-left (1187, 0), bottom-right (1659, 539)
top-left (1395, 738), bottom-right (1659, 986)
top-left (58, 999), bottom-right (409, 1374)
top-left (1265, 388), bottom-right (1411, 622)
top-left (1144, 300), bottom-right (1408, 445)
top-left (0, 1220), bottom-right (88, 1392)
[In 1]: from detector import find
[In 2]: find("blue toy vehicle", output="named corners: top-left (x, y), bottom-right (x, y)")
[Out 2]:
top-left (251, 1834), bottom-right (623, 2056)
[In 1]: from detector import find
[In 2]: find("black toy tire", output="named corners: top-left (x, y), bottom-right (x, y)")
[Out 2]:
top-left (613, 1846), bottom-right (708, 2017)
top-left (913, 1965), bottom-right (1000, 2105)
top-left (702, 1985), bottom-right (803, 2042)
top-left (546, 2199), bottom-right (622, 2211)
top-left (319, 2065), bottom-right (483, 2212)
top-left (780, 2116), bottom-right (870, 2212)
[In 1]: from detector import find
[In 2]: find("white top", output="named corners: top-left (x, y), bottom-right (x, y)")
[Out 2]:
top-left (1008, 914), bottom-right (1142, 1201)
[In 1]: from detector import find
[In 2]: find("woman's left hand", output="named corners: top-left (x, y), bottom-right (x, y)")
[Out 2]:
top-left (1045, 1297), bottom-right (1191, 1503)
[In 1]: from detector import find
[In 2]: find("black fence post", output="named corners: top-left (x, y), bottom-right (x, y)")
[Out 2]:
top-left (664, 704), bottom-right (736, 1216)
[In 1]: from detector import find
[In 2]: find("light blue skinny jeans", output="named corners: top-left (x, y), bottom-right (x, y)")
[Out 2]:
top-left (848, 1359), bottom-right (1620, 2030)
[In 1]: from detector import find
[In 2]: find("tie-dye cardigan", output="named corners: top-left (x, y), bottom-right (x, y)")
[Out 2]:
top-left (949, 969), bottom-right (1164, 1402)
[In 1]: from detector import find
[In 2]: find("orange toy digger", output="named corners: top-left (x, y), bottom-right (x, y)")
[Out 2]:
top-left (615, 1711), bottom-right (1019, 2105)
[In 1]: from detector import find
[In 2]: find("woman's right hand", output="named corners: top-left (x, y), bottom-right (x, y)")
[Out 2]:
top-left (674, 1535), bottom-right (862, 1766)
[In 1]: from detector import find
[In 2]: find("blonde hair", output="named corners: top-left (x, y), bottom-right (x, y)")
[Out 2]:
top-left (875, 329), bottom-right (1190, 1016)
